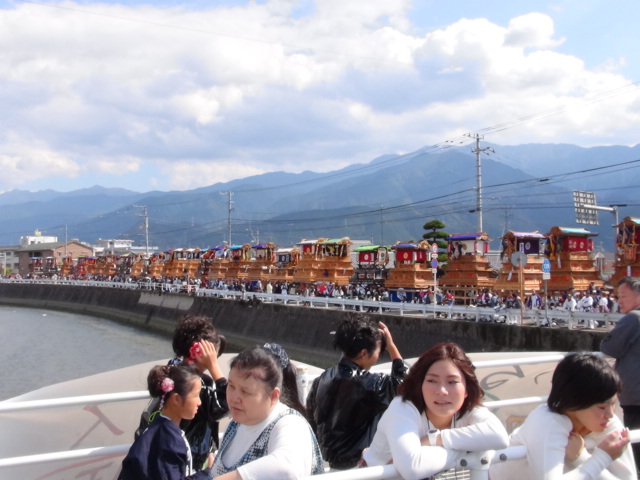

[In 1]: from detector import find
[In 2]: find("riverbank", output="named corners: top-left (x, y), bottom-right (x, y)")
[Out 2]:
top-left (0, 282), bottom-right (606, 368)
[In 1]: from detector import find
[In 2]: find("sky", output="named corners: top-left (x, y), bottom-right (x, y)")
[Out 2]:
top-left (1, 0), bottom-right (639, 193)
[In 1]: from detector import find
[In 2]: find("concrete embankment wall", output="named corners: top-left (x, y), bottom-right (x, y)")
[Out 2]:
top-left (0, 283), bottom-right (606, 368)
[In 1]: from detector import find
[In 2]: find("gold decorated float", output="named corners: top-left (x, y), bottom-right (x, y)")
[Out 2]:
top-left (441, 233), bottom-right (496, 303)
top-left (544, 226), bottom-right (603, 292)
top-left (293, 238), bottom-right (354, 286)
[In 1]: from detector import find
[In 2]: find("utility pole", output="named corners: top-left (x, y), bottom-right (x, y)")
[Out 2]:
top-left (133, 205), bottom-right (150, 255)
top-left (220, 191), bottom-right (234, 245)
top-left (64, 225), bottom-right (68, 257)
top-left (380, 205), bottom-right (384, 246)
top-left (469, 134), bottom-right (494, 233)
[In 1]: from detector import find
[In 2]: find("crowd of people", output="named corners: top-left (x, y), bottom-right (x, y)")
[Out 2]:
top-left (117, 275), bottom-right (640, 479)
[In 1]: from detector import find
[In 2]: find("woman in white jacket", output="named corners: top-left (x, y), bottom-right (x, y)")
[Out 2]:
top-left (361, 342), bottom-right (508, 480)
top-left (490, 352), bottom-right (636, 480)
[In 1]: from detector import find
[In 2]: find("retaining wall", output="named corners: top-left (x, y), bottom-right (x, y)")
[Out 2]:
top-left (0, 283), bottom-right (606, 368)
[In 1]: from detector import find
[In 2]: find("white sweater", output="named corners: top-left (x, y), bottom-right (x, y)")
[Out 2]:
top-left (362, 396), bottom-right (508, 480)
top-left (489, 404), bottom-right (637, 480)
top-left (217, 402), bottom-right (315, 480)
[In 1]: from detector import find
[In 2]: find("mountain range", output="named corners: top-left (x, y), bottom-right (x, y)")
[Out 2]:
top-left (1, 143), bottom-right (639, 252)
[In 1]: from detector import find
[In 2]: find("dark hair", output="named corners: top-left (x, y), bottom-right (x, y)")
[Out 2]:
top-left (333, 314), bottom-right (386, 359)
top-left (618, 276), bottom-right (640, 294)
top-left (147, 364), bottom-right (200, 400)
top-left (262, 343), bottom-right (306, 416)
top-left (547, 353), bottom-right (621, 414)
top-left (398, 342), bottom-right (483, 418)
top-left (230, 346), bottom-right (283, 393)
top-left (172, 314), bottom-right (227, 358)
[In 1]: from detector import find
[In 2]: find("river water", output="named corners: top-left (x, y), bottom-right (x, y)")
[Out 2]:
top-left (0, 305), bottom-right (174, 401)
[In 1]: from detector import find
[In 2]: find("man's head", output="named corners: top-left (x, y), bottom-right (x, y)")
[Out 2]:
top-left (617, 277), bottom-right (640, 314)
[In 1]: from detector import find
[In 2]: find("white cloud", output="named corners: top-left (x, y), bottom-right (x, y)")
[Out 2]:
top-left (161, 160), bottom-right (266, 190)
top-left (0, 146), bottom-right (80, 189)
top-left (0, 2), bottom-right (638, 193)
top-left (504, 13), bottom-right (564, 49)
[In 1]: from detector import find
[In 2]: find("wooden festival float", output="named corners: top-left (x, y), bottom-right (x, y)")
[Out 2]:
top-left (610, 216), bottom-right (640, 285)
top-left (163, 248), bottom-right (202, 279)
top-left (224, 243), bottom-right (253, 282)
top-left (385, 241), bottom-right (433, 300)
top-left (246, 242), bottom-right (278, 285)
top-left (116, 253), bottom-right (148, 278)
top-left (293, 237), bottom-right (354, 286)
top-left (87, 254), bottom-right (117, 277)
top-left (147, 251), bottom-right (168, 279)
top-left (494, 231), bottom-right (546, 296)
top-left (544, 226), bottom-right (603, 292)
top-left (199, 246), bottom-right (228, 283)
top-left (440, 233), bottom-right (496, 304)
top-left (270, 247), bottom-right (300, 284)
top-left (352, 245), bottom-right (390, 285)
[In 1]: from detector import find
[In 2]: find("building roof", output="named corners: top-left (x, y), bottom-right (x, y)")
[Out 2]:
top-left (17, 241), bottom-right (92, 252)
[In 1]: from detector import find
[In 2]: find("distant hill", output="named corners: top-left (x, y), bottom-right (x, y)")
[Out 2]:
top-left (1, 144), bottom-right (638, 251)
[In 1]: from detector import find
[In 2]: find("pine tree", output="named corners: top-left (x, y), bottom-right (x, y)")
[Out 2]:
top-left (422, 220), bottom-right (449, 267)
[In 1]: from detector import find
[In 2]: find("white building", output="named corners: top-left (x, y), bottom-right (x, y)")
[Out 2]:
top-left (19, 230), bottom-right (58, 247)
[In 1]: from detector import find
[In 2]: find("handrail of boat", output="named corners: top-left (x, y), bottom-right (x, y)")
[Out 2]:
top-left (0, 353), bottom-right (572, 414)
top-left (1, 432), bottom-right (639, 478)
top-left (0, 278), bottom-right (624, 328)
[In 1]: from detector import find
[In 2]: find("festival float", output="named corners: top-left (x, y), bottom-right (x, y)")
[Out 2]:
top-left (493, 231), bottom-right (546, 296)
top-left (385, 241), bottom-right (433, 300)
top-left (246, 243), bottom-right (278, 286)
top-left (440, 233), bottom-right (496, 304)
top-left (293, 238), bottom-right (354, 286)
top-left (224, 243), bottom-right (253, 283)
top-left (610, 216), bottom-right (640, 285)
top-left (147, 252), bottom-right (168, 279)
top-left (352, 245), bottom-right (390, 285)
top-left (544, 226), bottom-right (603, 292)
top-left (269, 247), bottom-right (300, 284)
top-left (163, 248), bottom-right (202, 279)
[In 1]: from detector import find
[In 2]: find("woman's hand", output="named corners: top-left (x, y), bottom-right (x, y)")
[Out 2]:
top-left (565, 431), bottom-right (584, 462)
top-left (598, 429), bottom-right (630, 460)
top-left (196, 340), bottom-right (224, 381)
top-left (207, 453), bottom-right (214, 468)
top-left (419, 434), bottom-right (442, 447)
top-left (378, 322), bottom-right (402, 360)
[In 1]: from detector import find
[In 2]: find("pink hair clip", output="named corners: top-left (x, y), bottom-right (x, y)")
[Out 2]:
top-left (161, 377), bottom-right (175, 393)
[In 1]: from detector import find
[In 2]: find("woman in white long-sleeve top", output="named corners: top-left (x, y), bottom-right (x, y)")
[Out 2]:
top-left (490, 352), bottom-right (636, 480)
top-left (361, 342), bottom-right (508, 480)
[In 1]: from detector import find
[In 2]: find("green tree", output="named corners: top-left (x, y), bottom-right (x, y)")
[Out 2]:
top-left (422, 219), bottom-right (449, 265)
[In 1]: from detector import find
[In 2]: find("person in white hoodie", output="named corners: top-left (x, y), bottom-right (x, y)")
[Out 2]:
top-left (490, 353), bottom-right (636, 480)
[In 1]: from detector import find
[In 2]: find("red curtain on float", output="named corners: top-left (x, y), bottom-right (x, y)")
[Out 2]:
top-left (359, 252), bottom-right (373, 262)
top-left (563, 237), bottom-right (589, 251)
top-left (415, 251), bottom-right (427, 262)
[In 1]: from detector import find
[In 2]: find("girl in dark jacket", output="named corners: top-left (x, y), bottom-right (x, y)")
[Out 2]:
top-left (119, 364), bottom-right (212, 479)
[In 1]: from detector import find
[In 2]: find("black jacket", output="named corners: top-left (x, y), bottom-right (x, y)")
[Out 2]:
top-left (306, 357), bottom-right (406, 469)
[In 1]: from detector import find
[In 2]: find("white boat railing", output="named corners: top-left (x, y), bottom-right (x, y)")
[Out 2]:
top-left (1, 278), bottom-right (623, 328)
top-left (0, 352), bottom-right (625, 476)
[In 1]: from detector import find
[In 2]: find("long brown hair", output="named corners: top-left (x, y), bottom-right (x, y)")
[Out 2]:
top-left (398, 342), bottom-right (483, 419)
